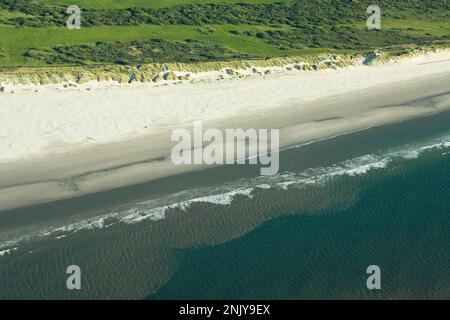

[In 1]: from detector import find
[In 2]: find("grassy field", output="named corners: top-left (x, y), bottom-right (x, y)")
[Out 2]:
top-left (0, 24), bottom-right (312, 66)
top-left (380, 20), bottom-right (450, 38)
top-left (40, 0), bottom-right (288, 9)
top-left (0, 0), bottom-right (448, 68)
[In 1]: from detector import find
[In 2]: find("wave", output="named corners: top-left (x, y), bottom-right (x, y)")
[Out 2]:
top-left (1, 132), bottom-right (449, 252)
top-left (0, 247), bottom-right (17, 257)
top-left (120, 187), bottom-right (254, 224)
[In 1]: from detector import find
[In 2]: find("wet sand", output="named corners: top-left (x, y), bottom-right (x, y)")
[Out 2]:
top-left (1, 70), bottom-right (450, 211)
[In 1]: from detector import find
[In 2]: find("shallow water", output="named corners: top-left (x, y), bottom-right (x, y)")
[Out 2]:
top-left (0, 111), bottom-right (449, 299)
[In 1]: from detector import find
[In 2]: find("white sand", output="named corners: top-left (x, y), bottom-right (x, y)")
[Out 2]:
top-left (1, 50), bottom-right (450, 210)
top-left (1, 50), bottom-right (450, 162)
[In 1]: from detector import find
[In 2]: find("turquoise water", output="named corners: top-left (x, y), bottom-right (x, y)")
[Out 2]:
top-left (149, 152), bottom-right (450, 299)
top-left (0, 111), bottom-right (449, 299)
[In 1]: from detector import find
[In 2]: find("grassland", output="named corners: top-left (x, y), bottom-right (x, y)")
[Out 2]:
top-left (40, 0), bottom-right (287, 9)
top-left (0, 24), bottom-right (311, 67)
top-left (0, 0), bottom-right (448, 68)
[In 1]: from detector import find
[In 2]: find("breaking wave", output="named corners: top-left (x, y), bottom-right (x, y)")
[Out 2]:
top-left (1, 132), bottom-right (449, 252)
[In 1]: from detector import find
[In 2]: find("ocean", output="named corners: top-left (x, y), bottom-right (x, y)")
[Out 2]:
top-left (0, 110), bottom-right (449, 300)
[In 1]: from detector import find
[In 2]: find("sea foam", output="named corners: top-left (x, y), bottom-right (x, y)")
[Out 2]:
top-left (1, 132), bottom-right (449, 252)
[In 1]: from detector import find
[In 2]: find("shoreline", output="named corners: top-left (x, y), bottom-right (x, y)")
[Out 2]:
top-left (1, 50), bottom-right (450, 211)
top-left (0, 45), bottom-right (448, 87)
top-left (2, 108), bottom-right (450, 249)
top-left (1, 49), bottom-right (450, 162)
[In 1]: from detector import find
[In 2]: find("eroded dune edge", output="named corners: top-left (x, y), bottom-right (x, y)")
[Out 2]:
top-left (0, 48), bottom-right (449, 211)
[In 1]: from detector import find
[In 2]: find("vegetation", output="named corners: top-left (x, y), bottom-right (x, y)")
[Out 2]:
top-left (24, 39), bottom-right (253, 65)
top-left (0, 0), bottom-right (448, 67)
top-left (40, 0), bottom-right (283, 10)
top-left (1, 0), bottom-right (447, 28)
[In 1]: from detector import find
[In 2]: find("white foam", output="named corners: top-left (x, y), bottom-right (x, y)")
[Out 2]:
top-left (81, 135), bottom-right (450, 218)
top-left (119, 206), bottom-right (167, 224)
top-left (255, 184), bottom-right (272, 189)
top-left (1, 131), bottom-right (449, 248)
top-left (120, 187), bottom-right (254, 224)
top-left (53, 218), bottom-right (106, 233)
top-left (117, 132), bottom-right (449, 223)
top-left (0, 247), bottom-right (17, 257)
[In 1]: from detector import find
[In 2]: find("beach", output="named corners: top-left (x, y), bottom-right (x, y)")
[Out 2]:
top-left (1, 50), bottom-right (450, 211)
top-left (2, 0), bottom-right (450, 301)
top-left (1, 108), bottom-right (450, 299)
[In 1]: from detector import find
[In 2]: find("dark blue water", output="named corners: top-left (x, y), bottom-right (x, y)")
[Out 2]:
top-left (1, 111), bottom-right (449, 299)
top-left (148, 151), bottom-right (450, 299)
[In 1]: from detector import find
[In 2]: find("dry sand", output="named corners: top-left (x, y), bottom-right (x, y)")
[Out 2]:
top-left (0, 51), bottom-right (450, 211)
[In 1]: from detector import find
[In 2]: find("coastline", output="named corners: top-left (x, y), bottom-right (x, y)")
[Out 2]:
top-left (1, 50), bottom-right (450, 211)
top-left (0, 45), bottom-right (448, 87)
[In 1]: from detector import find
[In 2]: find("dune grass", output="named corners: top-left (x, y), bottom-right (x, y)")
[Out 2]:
top-left (0, 24), bottom-right (311, 67)
top-left (39, 0), bottom-right (290, 9)
top-left (0, 0), bottom-right (448, 68)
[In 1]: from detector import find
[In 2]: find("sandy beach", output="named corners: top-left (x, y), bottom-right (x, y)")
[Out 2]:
top-left (1, 50), bottom-right (450, 211)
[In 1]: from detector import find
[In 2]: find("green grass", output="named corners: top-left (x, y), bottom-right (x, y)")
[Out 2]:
top-left (351, 19), bottom-right (450, 37)
top-left (0, 0), bottom-right (448, 68)
top-left (39, 0), bottom-right (290, 9)
top-left (1, 17), bottom-right (448, 67)
top-left (381, 19), bottom-right (450, 38)
top-left (0, 24), bottom-right (311, 67)
top-left (0, 10), bottom-right (30, 19)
